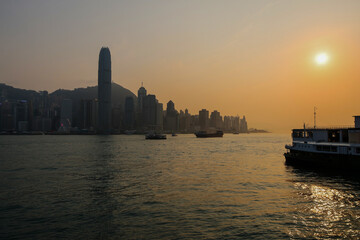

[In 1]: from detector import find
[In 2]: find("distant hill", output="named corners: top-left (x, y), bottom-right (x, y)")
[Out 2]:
top-left (0, 82), bottom-right (137, 107)
top-left (0, 83), bottom-right (39, 101)
top-left (50, 83), bottom-right (137, 108)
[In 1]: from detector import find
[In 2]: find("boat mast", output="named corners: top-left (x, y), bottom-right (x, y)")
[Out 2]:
top-left (314, 106), bottom-right (317, 129)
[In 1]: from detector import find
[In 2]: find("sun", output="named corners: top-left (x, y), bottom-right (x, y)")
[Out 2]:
top-left (315, 53), bottom-right (329, 65)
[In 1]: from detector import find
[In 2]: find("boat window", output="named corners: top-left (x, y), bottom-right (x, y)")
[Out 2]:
top-left (356, 147), bottom-right (360, 154)
top-left (293, 130), bottom-right (305, 138)
top-left (342, 130), bottom-right (349, 143)
top-left (316, 145), bottom-right (333, 152)
top-left (328, 130), bottom-right (340, 142)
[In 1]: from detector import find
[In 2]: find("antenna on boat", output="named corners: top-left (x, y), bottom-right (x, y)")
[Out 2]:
top-left (314, 106), bottom-right (317, 129)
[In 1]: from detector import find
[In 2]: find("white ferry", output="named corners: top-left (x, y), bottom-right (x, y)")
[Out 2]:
top-left (284, 116), bottom-right (360, 170)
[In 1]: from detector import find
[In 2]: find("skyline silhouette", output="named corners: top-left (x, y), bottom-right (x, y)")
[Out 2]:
top-left (1, 1), bottom-right (359, 132)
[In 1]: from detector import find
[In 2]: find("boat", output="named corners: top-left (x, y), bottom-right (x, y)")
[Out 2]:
top-left (284, 116), bottom-right (360, 170)
top-left (145, 132), bottom-right (167, 140)
top-left (124, 130), bottom-right (136, 135)
top-left (195, 130), bottom-right (223, 138)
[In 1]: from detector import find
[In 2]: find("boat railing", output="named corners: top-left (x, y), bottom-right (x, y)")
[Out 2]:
top-left (294, 125), bottom-right (354, 130)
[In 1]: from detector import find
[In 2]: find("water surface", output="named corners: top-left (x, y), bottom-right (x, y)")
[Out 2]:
top-left (1, 134), bottom-right (359, 239)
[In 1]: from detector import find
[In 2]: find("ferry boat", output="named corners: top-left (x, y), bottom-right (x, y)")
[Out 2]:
top-left (195, 130), bottom-right (224, 138)
top-left (145, 132), bottom-right (167, 140)
top-left (284, 116), bottom-right (360, 170)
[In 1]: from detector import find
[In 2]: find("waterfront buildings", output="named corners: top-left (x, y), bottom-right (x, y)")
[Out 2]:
top-left (0, 46), bottom-right (251, 134)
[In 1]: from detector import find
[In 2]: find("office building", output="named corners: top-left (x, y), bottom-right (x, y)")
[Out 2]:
top-left (98, 47), bottom-right (112, 134)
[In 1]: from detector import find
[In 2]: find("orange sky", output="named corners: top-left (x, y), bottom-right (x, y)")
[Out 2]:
top-left (0, 1), bottom-right (359, 132)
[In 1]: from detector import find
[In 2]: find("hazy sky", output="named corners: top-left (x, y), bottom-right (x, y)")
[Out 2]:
top-left (1, 0), bottom-right (359, 132)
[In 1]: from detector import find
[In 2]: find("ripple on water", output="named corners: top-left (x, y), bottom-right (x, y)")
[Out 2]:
top-left (0, 134), bottom-right (359, 239)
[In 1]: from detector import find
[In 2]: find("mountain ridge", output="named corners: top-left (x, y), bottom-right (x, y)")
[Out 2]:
top-left (0, 82), bottom-right (137, 107)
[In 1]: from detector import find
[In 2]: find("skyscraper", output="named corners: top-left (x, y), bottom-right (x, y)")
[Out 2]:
top-left (199, 109), bottom-right (209, 131)
top-left (98, 47), bottom-right (112, 134)
top-left (124, 96), bottom-right (135, 130)
top-left (136, 84), bottom-right (147, 130)
top-left (143, 94), bottom-right (157, 129)
top-left (164, 100), bottom-right (178, 132)
top-left (210, 110), bottom-right (222, 129)
top-left (240, 115), bottom-right (248, 133)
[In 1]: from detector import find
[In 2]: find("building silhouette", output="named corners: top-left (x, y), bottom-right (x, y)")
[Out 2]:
top-left (199, 109), bottom-right (209, 131)
top-left (137, 84), bottom-right (147, 130)
top-left (124, 96), bottom-right (135, 130)
top-left (164, 100), bottom-right (179, 132)
top-left (143, 94), bottom-right (157, 130)
top-left (59, 99), bottom-right (72, 132)
top-left (156, 102), bottom-right (163, 131)
top-left (210, 110), bottom-right (222, 129)
top-left (240, 115), bottom-right (248, 133)
top-left (98, 47), bottom-right (112, 134)
top-left (112, 104), bottom-right (122, 131)
top-left (80, 99), bottom-right (97, 131)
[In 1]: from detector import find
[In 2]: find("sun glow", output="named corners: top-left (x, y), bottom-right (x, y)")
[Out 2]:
top-left (315, 53), bottom-right (329, 65)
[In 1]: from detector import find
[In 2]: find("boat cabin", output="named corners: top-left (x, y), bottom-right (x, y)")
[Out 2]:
top-left (292, 116), bottom-right (360, 144)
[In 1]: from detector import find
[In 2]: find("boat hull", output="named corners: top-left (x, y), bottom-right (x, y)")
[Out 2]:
top-left (195, 131), bottom-right (223, 138)
top-left (284, 150), bottom-right (360, 170)
top-left (145, 134), bottom-right (166, 140)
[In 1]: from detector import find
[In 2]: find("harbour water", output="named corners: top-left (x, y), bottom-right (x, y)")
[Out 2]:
top-left (1, 134), bottom-right (359, 239)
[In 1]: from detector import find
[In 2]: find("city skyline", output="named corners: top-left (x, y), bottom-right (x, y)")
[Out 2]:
top-left (1, 1), bottom-right (360, 132)
top-left (0, 77), bottom-right (249, 134)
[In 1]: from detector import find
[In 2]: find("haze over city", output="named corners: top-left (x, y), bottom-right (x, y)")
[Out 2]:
top-left (1, 0), bottom-right (360, 132)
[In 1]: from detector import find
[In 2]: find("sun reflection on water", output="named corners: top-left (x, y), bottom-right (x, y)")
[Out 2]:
top-left (289, 181), bottom-right (360, 239)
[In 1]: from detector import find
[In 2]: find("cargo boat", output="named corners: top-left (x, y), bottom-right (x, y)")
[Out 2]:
top-left (145, 133), bottom-right (166, 140)
top-left (284, 116), bottom-right (360, 170)
top-left (195, 130), bottom-right (224, 138)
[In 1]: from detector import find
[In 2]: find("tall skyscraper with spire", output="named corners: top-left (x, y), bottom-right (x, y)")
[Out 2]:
top-left (98, 47), bottom-right (112, 134)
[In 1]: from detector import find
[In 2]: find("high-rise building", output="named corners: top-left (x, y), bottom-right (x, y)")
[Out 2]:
top-left (137, 85), bottom-right (147, 113)
top-left (16, 100), bottom-right (29, 132)
top-left (164, 100), bottom-right (178, 132)
top-left (0, 101), bottom-right (16, 131)
top-left (156, 102), bottom-right (163, 131)
top-left (232, 116), bottom-right (240, 132)
top-left (136, 84), bottom-right (147, 130)
top-left (60, 99), bottom-right (72, 131)
top-left (124, 96), bottom-right (135, 130)
top-left (112, 105), bottom-right (122, 131)
top-left (98, 47), bottom-right (112, 134)
top-left (199, 109), bottom-right (209, 131)
top-left (240, 115), bottom-right (248, 133)
top-left (210, 110), bottom-right (222, 129)
top-left (80, 99), bottom-right (97, 130)
top-left (223, 116), bottom-right (232, 132)
top-left (143, 94), bottom-right (157, 130)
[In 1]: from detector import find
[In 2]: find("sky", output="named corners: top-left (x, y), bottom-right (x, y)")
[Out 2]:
top-left (0, 0), bottom-right (360, 132)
